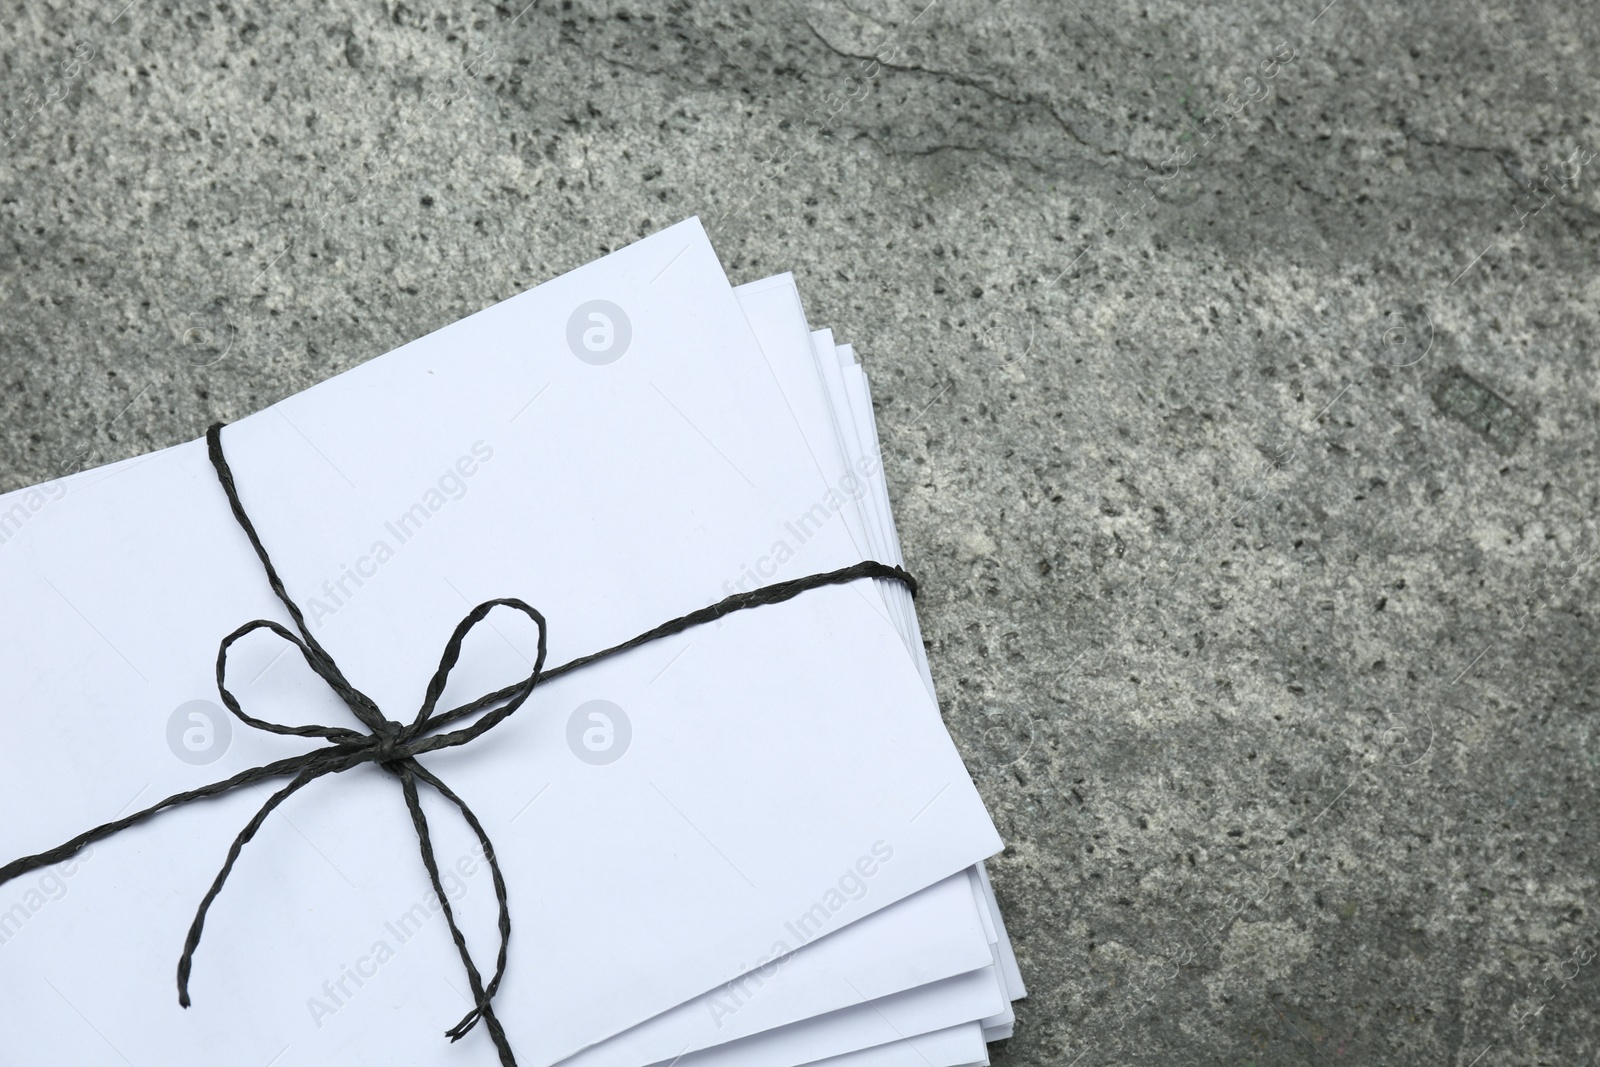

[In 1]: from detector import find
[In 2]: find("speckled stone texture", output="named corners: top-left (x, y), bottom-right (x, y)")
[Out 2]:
top-left (3, 1), bottom-right (1597, 1064)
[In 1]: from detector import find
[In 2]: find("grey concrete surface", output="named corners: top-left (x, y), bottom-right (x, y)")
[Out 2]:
top-left (3, 0), bottom-right (1598, 1064)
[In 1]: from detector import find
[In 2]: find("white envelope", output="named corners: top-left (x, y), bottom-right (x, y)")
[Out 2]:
top-left (647, 967), bottom-right (1005, 1067)
top-left (824, 333), bottom-right (1025, 1047)
top-left (555, 874), bottom-right (991, 1067)
top-left (802, 1024), bottom-right (990, 1067)
top-left (548, 281), bottom-right (1002, 1067)
top-left (825, 336), bottom-right (1027, 1021)
top-left (0, 219), bottom-right (1000, 1067)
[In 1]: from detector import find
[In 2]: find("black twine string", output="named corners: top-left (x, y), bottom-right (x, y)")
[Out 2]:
top-left (0, 421), bottom-right (917, 1067)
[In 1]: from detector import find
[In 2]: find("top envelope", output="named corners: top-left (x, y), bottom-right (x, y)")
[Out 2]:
top-left (0, 219), bottom-right (1000, 1067)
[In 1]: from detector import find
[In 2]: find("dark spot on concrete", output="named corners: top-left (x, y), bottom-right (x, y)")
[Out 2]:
top-left (1432, 366), bottom-right (1530, 456)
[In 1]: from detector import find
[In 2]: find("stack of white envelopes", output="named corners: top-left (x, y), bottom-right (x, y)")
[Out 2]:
top-left (0, 218), bottom-right (1023, 1067)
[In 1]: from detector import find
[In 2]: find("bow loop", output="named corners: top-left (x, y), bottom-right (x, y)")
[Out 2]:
top-left (405, 598), bottom-right (549, 746)
top-left (215, 618), bottom-right (376, 743)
